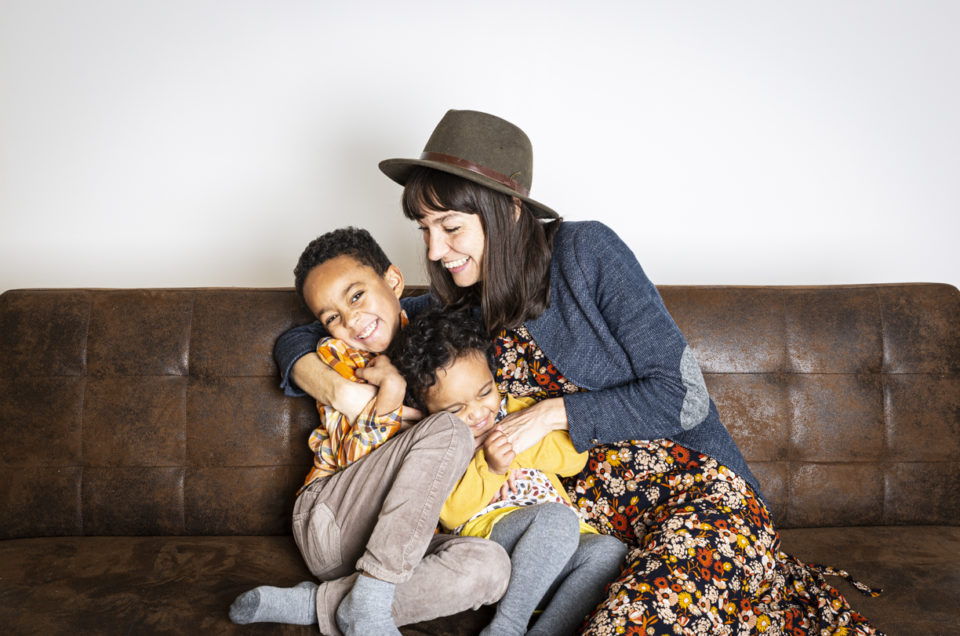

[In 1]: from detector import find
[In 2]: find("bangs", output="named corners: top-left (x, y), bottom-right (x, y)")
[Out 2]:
top-left (401, 168), bottom-right (484, 221)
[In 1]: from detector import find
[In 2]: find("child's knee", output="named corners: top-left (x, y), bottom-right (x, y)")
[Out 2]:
top-left (535, 502), bottom-right (580, 530)
top-left (416, 411), bottom-right (474, 463)
top-left (533, 503), bottom-right (582, 550)
top-left (581, 533), bottom-right (628, 570)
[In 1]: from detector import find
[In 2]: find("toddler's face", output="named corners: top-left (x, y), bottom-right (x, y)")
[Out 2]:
top-left (423, 351), bottom-right (502, 443)
top-left (303, 255), bottom-right (404, 353)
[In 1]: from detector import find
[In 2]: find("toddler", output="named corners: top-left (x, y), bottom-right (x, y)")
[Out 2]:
top-left (388, 307), bottom-right (627, 636)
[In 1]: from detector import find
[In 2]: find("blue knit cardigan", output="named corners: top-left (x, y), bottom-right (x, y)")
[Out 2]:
top-left (274, 221), bottom-right (762, 497)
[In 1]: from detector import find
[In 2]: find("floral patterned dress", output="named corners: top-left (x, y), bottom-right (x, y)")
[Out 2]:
top-left (496, 325), bottom-right (883, 636)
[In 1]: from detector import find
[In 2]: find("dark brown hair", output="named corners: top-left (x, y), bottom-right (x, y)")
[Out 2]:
top-left (386, 306), bottom-right (493, 413)
top-left (401, 167), bottom-right (561, 334)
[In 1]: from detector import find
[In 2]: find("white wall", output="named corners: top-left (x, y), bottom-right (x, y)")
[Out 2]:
top-left (2, 0), bottom-right (958, 294)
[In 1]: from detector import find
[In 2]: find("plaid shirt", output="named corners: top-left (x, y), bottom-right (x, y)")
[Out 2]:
top-left (300, 315), bottom-right (407, 492)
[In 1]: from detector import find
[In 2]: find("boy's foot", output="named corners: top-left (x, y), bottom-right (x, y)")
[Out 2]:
top-left (335, 574), bottom-right (401, 635)
top-left (228, 580), bottom-right (317, 625)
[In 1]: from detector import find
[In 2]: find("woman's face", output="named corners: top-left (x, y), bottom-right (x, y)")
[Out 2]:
top-left (416, 210), bottom-right (486, 287)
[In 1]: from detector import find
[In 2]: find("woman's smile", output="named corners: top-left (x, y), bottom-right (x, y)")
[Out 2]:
top-left (443, 256), bottom-right (470, 271)
top-left (417, 210), bottom-right (486, 287)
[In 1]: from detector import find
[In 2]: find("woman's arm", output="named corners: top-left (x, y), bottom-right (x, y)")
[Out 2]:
top-left (504, 222), bottom-right (710, 453)
top-left (292, 353), bottom-right (377, 422)
top-left (558, 222), bottom-right (709, 451)
top-left (274, 321), bottom-right (375, 420)
top-left (274, 320), bottom-right (327, 397)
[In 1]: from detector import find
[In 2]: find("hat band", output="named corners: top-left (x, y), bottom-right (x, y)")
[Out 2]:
top-left (420, 151), bottom-right (529, 197)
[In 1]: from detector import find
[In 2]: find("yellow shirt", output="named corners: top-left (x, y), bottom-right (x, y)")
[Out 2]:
top-left (439, 395), bottom-right (597, 538)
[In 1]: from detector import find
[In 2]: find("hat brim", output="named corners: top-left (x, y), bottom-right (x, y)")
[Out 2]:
top-left (379, 157), bottom-right (560, 220)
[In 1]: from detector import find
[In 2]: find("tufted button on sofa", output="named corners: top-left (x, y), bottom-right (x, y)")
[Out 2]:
top-left (1, 284), bottom-right (958, 635)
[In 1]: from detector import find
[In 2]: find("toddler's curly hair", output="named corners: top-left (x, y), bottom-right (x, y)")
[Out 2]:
top-left (387, 306), bottom-right (495, 413)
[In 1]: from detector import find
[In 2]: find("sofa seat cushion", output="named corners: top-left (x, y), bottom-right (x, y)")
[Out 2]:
top-left (0, 536), bottom-right (316, 634)
top-left (0, 536), bottom-right (486, 635)
top-left (1, 528), bottom-right (957, 635)
top-left (779, 526), bottom-right (960, 635)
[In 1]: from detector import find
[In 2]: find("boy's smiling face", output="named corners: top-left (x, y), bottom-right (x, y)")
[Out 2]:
top-left (423, 351), bottom-right (502, 444)
top-left (303, 255), bottom-right (404, 353)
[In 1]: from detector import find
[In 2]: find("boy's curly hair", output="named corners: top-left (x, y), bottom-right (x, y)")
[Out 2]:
top-left (293, 227), bottom-right (392, 302)
top-left (387, 306), bottom-right (495, 413)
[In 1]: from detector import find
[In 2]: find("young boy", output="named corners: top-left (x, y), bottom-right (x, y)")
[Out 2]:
top-left (388, 307), bottom-right (628, 636)
top-left (229, 228), bottom-right (509, 635)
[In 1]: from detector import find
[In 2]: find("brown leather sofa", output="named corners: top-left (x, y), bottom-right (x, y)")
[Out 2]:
top-left (1, 284), bottom-right (958, 635)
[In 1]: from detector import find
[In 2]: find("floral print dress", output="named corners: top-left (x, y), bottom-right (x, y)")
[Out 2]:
top-left (495, 325), bottom-right (883, 636)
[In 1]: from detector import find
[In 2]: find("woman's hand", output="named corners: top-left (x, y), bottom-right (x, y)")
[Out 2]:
top-left (291, 354), bottom-right (376, 422)
top-left (498, 397), bottom-right (569, 455)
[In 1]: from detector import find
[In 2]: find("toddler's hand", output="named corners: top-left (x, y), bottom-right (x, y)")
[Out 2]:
top-left (400, 405), bottom-right (424, 423)
top-left (483, 427), bottom-right (516, 475)
top-left (489, 468), bottom-right (522, 503)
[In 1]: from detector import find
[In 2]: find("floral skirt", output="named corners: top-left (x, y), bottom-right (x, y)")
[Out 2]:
top-left (562, 440), bottom-right (883, 636)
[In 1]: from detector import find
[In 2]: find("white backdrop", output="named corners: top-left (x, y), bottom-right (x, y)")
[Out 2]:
top-left (2, 1), bottom-right (958, 294)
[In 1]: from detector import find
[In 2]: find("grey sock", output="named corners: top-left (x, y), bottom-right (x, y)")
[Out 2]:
top-left (228, 580), bottom-right (317, 625)
top-left (335, 574), bottom-right (401, 635)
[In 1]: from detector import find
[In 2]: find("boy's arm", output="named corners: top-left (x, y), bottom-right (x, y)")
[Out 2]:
top-left (439, 451), bottom-right (509, 531)
top-left (317, 339), bottom-right (405, 461)
top-left (293, 353), bottom-right (377, 422)
top-left (353, 354), bottom-right (406, 417)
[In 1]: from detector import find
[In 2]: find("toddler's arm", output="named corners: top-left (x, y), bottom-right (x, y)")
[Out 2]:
top-left (439, 449), bottom-right (511, 531)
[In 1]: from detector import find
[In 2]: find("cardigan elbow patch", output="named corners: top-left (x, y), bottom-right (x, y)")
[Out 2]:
top-left (679, 346), bottom-right (710, 430)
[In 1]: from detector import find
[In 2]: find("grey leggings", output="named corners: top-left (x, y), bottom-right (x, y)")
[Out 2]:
top-left (480, 502), bottom-right (627, 636)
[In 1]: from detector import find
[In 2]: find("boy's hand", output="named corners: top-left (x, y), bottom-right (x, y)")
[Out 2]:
top-left (292, 354), bottom-right (375, 422)
top-left (355, 355), bottom-right (406, 416)
top-left (482, 427), bottom-right (516, 475)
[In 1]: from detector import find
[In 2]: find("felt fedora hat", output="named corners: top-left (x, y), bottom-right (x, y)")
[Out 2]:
top-left (379, 109), bottom-right (559, 220)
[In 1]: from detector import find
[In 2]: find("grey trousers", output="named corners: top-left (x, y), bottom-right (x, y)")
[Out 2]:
top-left (292, 412), bottom-right (510, 635)
top-left (486, 503), bottom-right (627, 636)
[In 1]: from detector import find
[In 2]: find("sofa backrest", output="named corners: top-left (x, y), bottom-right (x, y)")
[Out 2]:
top-left (661, 284), bottom-right (960, 529)
top-left (1, 284), bottom-right (958, 539)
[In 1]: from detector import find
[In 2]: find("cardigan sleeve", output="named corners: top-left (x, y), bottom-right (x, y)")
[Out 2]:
top-left (556, 222), bottom-right (712, 450)
top-left (275, 320), bottom-right (327, 397)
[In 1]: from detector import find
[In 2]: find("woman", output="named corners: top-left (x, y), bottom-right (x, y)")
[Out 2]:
top-left (278, 110), bottom-right (881, 635)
